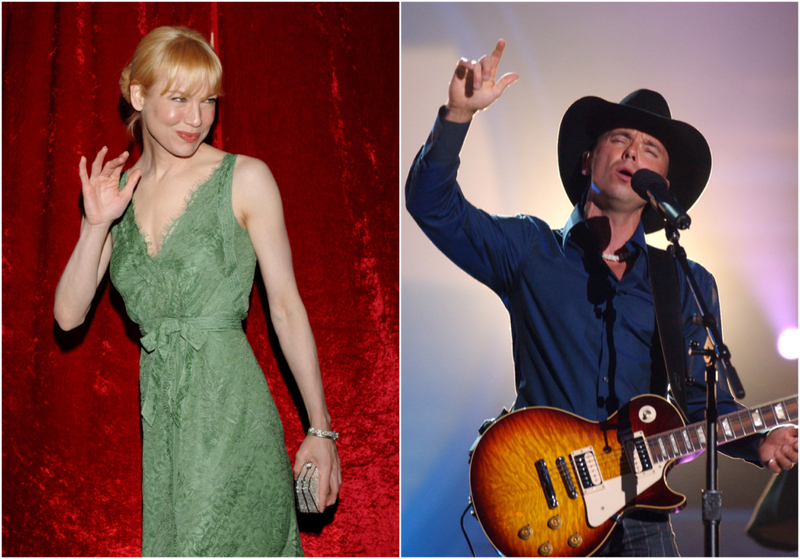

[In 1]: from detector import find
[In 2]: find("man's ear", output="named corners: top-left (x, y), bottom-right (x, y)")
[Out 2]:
top-left (130, 84), bottom-right (144, 112)
top-left (581, 151), bottom-right (592, 177)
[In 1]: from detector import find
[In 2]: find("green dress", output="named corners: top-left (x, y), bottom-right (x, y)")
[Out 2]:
top-left (110, 153), bottom-right (303, 557)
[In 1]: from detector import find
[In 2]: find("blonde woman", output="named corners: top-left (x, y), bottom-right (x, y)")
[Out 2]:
top-left (54, 26), bottom-right (340, 556)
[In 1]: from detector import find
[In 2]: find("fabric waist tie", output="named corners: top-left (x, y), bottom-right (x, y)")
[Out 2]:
top-left (139, 316), bottom-right (242, 427)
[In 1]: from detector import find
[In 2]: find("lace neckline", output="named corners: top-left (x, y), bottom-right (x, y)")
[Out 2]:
top-left (130, 154), bottom-right (229, 259)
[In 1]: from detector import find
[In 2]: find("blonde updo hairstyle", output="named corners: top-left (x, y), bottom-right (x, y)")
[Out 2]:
top-left (119, 26), bottom-right (223, 140)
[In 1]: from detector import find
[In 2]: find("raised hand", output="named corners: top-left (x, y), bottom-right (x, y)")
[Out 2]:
top-left (55, 147), bottom-right (141, 329)
top-left (79, 146), bottom-right (141, 227)
top-left (446, 39), bottom-right (520, 123)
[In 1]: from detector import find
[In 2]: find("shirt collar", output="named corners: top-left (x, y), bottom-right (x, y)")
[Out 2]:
top-left (561, 205), bottom-right (649, 258)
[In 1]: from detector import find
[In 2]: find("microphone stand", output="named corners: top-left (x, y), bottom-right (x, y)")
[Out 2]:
top-left (662, 223), bottom-right (746, 558)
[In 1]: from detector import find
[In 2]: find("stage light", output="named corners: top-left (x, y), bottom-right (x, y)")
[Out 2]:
top-left (777, 328), bottom-right (799, 360)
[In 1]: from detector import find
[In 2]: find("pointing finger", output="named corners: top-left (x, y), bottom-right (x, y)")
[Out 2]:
top-left (491, 38), bottom-right (508, 66)
top-left (489, 39), bottom-right (511, 82)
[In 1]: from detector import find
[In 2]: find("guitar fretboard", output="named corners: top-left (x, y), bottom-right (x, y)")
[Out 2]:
top-left (645, 396), bottom-right (798, 464)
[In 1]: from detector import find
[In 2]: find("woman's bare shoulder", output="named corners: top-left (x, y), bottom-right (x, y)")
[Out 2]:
top-left (231, 155), bottom-right (281, 225)
top-left (232, 154), bottom-right (279, 197)
top-left (202, 143), bottom-right (228, 168)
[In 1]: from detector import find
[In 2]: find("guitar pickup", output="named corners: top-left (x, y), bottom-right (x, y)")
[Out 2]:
top-left (535, 459), bottom-right (559, 509)
top-left (624, 431), bottom-right (654, 475)
top-left (571, 447), bottom-right (604, 494)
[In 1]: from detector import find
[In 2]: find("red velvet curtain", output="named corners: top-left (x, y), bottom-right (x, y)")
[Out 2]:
top-left (2, 3), bottom-right (399, 556)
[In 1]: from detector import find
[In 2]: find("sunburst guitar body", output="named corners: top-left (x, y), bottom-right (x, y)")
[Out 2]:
top-left (468, 394), bottom-right (797, 557)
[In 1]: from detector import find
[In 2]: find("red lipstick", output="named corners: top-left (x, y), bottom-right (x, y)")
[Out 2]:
top-left (177, 131), bottom-right (200, 142)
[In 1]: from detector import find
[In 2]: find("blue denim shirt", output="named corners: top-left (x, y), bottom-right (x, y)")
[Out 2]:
top-left (406, 107), bottom-right (762, 461)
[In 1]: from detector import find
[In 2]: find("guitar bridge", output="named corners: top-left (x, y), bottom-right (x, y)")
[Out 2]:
top-left (535, 459), bottom-right (559, 509)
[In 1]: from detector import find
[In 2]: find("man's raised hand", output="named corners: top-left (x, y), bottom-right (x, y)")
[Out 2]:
top-left (445, 39), bottom-right (520, 123)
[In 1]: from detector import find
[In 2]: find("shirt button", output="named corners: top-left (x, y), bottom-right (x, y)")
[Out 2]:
top-left (603, 376), bottom-right (609, 383)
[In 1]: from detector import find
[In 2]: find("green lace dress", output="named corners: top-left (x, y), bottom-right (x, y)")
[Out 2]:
top-left (110, 153), bottom-right (303, 557)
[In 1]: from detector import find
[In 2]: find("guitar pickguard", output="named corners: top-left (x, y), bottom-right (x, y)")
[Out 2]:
top-left (572, 432), bottom-right (663, 527)
top-left (583, 462), bottom-right (667, 527)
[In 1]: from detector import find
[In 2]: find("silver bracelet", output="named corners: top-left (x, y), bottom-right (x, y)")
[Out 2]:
top-left (308, 427), bottom-right (339, 441)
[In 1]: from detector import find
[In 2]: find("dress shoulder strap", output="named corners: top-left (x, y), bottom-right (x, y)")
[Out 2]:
top-left (215, 153), bottom-right (247, 284)
top-left (216, 153), bottom-right (238, 196)
top-left (215, 152), bottom-right (239, 232)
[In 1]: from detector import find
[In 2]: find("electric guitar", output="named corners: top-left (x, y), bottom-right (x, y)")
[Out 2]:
top-left (468, 394), bottom-right (798, 557)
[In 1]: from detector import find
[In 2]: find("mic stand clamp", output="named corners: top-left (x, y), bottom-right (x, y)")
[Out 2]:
top-left (663, 224), bottom-right (747, 558)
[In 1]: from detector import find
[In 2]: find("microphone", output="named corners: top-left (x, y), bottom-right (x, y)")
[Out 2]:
top-left (631, 169), bottom-right (691, 230)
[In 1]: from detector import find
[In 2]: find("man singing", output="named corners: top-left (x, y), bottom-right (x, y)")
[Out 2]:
top-left (405, 39), bottom-right (798, 556)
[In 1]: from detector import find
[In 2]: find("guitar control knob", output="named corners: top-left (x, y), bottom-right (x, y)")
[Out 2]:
top-left (568, 533), bottom-right (583, 548)
top-left (547, 515), bottom-right (562, 530)
top-left (538, 542), bottom-right (553, 556)
top-left (517, 525), bottom-right (533, 540)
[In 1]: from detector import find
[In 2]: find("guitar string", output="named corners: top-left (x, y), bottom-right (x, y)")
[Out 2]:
top-left (557, 401), bottom-right (799, 479)
top-left (529, 399), bottom-right (798, 492)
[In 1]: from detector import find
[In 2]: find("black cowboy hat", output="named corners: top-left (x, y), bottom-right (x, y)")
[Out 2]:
top-left (557, 89), bottom-right (712, 234)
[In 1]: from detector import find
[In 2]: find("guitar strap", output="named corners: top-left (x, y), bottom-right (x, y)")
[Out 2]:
top-left (647, 245), bottom-right (689, 418)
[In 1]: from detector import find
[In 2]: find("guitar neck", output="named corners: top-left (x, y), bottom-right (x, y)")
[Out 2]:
top-left (646, 395), bottom-right (798, 463)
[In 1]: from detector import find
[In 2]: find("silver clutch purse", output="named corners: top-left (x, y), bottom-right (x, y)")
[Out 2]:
top-left (296, 462), bottom-right (320, 513)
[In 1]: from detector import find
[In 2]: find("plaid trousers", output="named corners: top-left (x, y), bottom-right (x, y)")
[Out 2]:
top-left (595, 511), bottom-right (679, 557)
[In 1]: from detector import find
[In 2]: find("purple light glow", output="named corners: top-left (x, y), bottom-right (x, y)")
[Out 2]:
top-left (778, 328), bottom-right (799, 360)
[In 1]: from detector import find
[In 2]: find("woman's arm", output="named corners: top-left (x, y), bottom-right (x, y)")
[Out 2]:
top-left (54, 148), bottom-right (140, 330)
top-left (233, 155), bottom-right (341, 511)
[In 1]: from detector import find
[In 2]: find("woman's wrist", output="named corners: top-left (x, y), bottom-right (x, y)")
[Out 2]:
top-left (80, 215), bottom-right (113, 237)
top-left (307, 410), bottom-right (331, 432)
top-left (307, 427), bottom-right (339, 441)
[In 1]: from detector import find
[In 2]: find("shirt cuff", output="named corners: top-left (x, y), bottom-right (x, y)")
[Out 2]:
top-left (423, 105), bottom-right (472, 164)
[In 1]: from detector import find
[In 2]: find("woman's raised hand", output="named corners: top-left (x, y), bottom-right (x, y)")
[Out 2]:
top-left (445, 39), bottom-right (520, 123)
top-left (79, 147), bottom-right (141, 227)
top-left (55, 147), bottom-right (141, 329)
